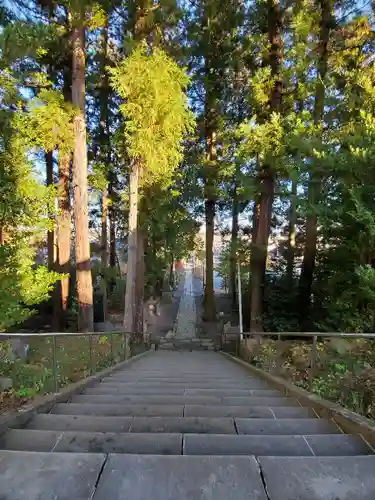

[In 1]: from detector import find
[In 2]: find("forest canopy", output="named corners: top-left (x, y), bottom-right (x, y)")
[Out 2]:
top-left (1, 0), bottom-right (375, 334)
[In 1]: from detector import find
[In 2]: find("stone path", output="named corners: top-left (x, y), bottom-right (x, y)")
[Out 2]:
top-left (1, 350), bottom-right (375, 499)
top-left (174, 263), bottom-right (197, 338)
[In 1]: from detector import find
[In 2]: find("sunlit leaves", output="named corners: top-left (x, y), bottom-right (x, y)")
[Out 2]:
top-left (109, 46), bottom-right (194, 186)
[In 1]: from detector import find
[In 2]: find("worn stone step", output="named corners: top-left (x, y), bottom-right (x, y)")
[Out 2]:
top-left (235, 418), bottom-right (340, 435)
top-left (157, 349), bottom-right (217, 353)
top-left (72, 394), bottom-right (296, 407)
top-left (93, 454), bottom-right (268, 500)
top-left (222, 397), bottom-right (298, 407)
top-left (27, 414), bottom-right (133, 433)
top-left (130, 417), bottom-right (236, 434)
top-left (258, 456), bottom-right (375, 500)
top-left (83, 387), bottom-right (282, 398)
top-left (0, 430), bottom-right (182, 454)
top-left (6, 430), bottom-right (367, 456)
top-left (183, 434), bottom-right (372, 457)
top-left (100, 378), bottom-right (272, 391)
top-left (106, 376), bottom-right (258, 383)
top-left (184, 389), bottom-right (282, 398)
top-left (100, 380), bottom-right (269, 390)
top-left (84, 386), bottom-right (186, 396)
top-left (52, 403), bottom-right (184, 417)
top-left (185, 405), bottom-right (313, 418)
top-left (0, 450), bottom-right (106, 500)
top-left (85, 386), bottom-right (281, 398)
top-left (303, 434), bottom-right (373, 456)
top-left (71, 394), bottom-right (223, 405)
top-left (28, 414), bottom-right (237, 434)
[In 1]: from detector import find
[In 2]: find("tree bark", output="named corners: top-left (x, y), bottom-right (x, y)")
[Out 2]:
top-left (99, 18), bottom-right (110, 271)
top-left (250, 0), bottom-right (282, 332)
top-left (134, 225), bottom-right (145, 339)
top-left (169, 254), bottom-right (174, 288)
top-left (123, 160), bottom-right (139, 334)
top-left (56, 151), bottom-right (71, 328)
top-left (203, 87), bottom-right (217, 321)
top-left (298, 0), bottom-right (332, 325)
top-left (287, 179), bottom-right (297, 286)
top-left (54, 48), bottom-right (72, 331)
top-left (72, 18), bottom-right (93, 332)
top-left (229, 186), bottom-right (239, 312)
top-left (46, 150), bottom-right (55, 271)
top-left (204, 195), bottom-right (216, 321)
top-left (108, 174), bottom-right (117, 270)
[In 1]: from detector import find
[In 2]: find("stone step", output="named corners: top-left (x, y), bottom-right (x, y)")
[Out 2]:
top-left (184, 405), bottom-right (314, 418)
top-left (0, 450), bottom-right (106, 500)
top-left (70, 394), bottom-right (297, 407)
top-left (0, 430), bottom-right (182, 454)
top-left (2, 451), bottom-right (375, 500)
top-left (92, 454), bottom-right (268, 500)
top-left (159, 340), bottom-right (215, 345)
top-left (183, 434), bottom-right (372, 457)
top-left (84, 386), bottom-right (282, 398)
top-left (52, 403), bottom-right (184, 417)
top-left (52, 402), bottom-right (310, 418)
top-left (158, 345), bottom-right (215, 351)
top-left (235, 418), bottom-right (341, 435)
top-left (100, 380), bottom-right (270, 390)
top-left (71, 394), bottom-right (223, 406)
top-left (257, 455), bottom-right (375, 500)
top-left (1, 430), bottom-right (371, 456)
top-left (27, 414), bottom-right (134, 433)
top-left (106, 375), bottom-right (249, 382)
top-left (28, 414), bottom-right (338, 436)
top-left (28, 414), bottom-right (237, 434)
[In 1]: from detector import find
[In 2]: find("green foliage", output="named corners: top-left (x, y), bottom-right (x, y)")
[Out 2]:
top-left (109, 46), bottom-right (194, 186)
top-left (0, 116), bottom-right (61, 330)
top-left (245, 337), bottom-right (375, 419)
top-left (15, 89), bottom-right (75, 154)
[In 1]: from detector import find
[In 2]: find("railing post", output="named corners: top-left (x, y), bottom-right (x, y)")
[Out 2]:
top-left (276, 334), bottom-right (282, 375)
top-left (89, 335), bottom-right (93, 375)
top-left (309, 335), bottom-right (317, 389)
top-left (52, 335), bottom-right (58, 393)
top-left (125, 335), bottom-right (130, 360)
top-left (123, 334), bottom-right (128, 360)
top-left (110, 332), bottom-right (114, 364)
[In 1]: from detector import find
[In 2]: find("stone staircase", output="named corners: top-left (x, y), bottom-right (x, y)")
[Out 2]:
top-left (1, 350), bottom-right (375, 499)
top-left (158, 336), bottom-right (216, 351)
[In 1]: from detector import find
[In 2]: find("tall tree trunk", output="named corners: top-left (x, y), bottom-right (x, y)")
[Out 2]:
top-left (229, 186), bottom-right (239, 312)
top-left (298, 0), bottom-right (332, 325)
top-left (101, 192), bottom-right (108, 268)
top-left (203, 85), bottom-right (217, 322)
top-left (123, 160), bottom-right (139, 334)
top-left (134, 225), bottom-right (145, 339)
top-left (99, 18), bottom-right (110, 272)
top-left (169, 254), bottom-right (174, 288)
top-left (56, 151), bottom-right (71, 328)
top-left (46, 150), bottom-right (55, 271)
top-left (204, 194), bottom-right (216, 321)
top-left (287, 179), bottom-right (297, 286)
top-left (72, 18), bottom-right (93, 332)
top-left (250, 0), bottom-right (282, 332)
top-left (108, 175), bottom-right (117, 270)
top-left (55, 53), bottom-right (72, 330)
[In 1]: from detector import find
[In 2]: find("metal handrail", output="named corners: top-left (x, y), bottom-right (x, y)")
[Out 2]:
top-left (0, 331), bottom-right (148, 393)
top-left (0, 331), bottom-right (132, 337)
top-left (239, 332), bottom-right (375, 339)
top-left (227, 331), bottom-right (375, 389)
